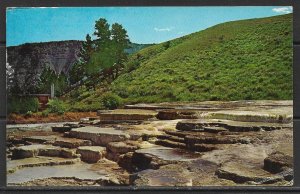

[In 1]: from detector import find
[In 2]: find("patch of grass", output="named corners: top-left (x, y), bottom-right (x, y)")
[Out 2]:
top-left (112, 14), bottom-right (292, 103)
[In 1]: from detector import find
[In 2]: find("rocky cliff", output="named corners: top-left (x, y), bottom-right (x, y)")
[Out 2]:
top-left (7, 40), bottom-right (83, 75)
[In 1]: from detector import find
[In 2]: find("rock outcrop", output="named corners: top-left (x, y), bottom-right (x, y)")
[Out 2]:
top-left (76, 146), bottom-right (106, 163)
top-left (69, 126), bottom-right (130, 146)
top-left (11, 145), bottom-right (78, 159)
top-left (7, 41), bottom-right (82, 90)
top-left (264, 151), bottom-right (293, 173)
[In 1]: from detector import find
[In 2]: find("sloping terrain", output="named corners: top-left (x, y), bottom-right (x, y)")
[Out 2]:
top-left (112, 14), bottom-right (293, 103)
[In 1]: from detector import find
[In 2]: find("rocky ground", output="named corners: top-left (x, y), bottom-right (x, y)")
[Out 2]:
top-left (6, 100), bottom-right (293, 187)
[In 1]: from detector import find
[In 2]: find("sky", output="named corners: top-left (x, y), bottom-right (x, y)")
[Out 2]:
top-left (6, 6), bottom-right (293, 46)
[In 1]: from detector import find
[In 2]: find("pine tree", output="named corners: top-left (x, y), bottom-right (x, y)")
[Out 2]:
top-left (69, 34), bottom-right (94, 85)
top-left (111, 23), bottom-right (130, 78)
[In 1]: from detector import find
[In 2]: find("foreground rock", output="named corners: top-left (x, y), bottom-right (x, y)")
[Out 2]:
top-left (209, 109), bottom-right (292, 123)
top-left (131, 159), bottom-right (235, 186)
top-left (129, 146), bottom-right (201, 171)
top-left (176, 119), bottom-right (287, 132)
top-left (52, 126), bottom-right (73, 133)
top-left (215, 162), bottom-right (284, 184)
top-left (264, 151), bottom-right (293, 173)
top-left (7, 156), bottom-right (80, 174)
top-left (22, 136), bottom-right (58, 144)
top-left (7, 100), bottom-right (293, 186)
top-left (53, 138), bottom-right (91, 148)
top-left (97, 109), bottom-right (157, 122)
top-left (69, 126), bottom-right (130, 146)
top-left (8, 159), bottom-right (129, 186)
top-left (11, 144), bottom-right (78, 159)
top-left (106, 141), bottom-right (139, 162)
top-left (76, 146), bottom-right (106, 163)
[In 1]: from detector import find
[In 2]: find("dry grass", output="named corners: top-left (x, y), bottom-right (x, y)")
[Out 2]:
top-left (8, 112), bottom-right (97, 124)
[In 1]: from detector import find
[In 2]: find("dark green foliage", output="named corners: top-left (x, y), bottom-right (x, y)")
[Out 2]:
top-left (101, 92), bottom-right (122, 110)
top-left (47, 98), bottom-right (66, 115)
top-left (163, 41), bottom-right (171, 49)
top-left (112, 14), bottom-right (293, 102)
top-left (87, 19), bottom-right (130, 82)
top-left (69, 34), bottom-right (93, 85)
top-left (8, 96), bottom-right (39, 114)
top-left (38, 67), bottom-right (68, 96)
top-left (94, 18), bottom-right (111, 47)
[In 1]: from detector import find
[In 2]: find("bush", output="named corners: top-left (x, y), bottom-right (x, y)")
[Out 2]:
top-left (25, 111), bottom-right (33, 117)
top-left (47, 98), bottom-right (66, 115)
top-left (101, 92), bottom-right (122, 110)
top-left (8, 96), bottom-right (39, 114)
top-left (41, 109), bottom-right (50, 117)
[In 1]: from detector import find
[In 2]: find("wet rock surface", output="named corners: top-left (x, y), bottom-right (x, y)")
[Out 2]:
top-left (7, 100), bottom-right (293, 186)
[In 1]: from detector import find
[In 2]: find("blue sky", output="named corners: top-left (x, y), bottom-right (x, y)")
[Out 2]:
top-left (6, 6), bottom-right (293, 46)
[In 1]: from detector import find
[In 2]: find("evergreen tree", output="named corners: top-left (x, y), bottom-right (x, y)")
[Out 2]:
top-left (93, 18), bottom-right (111, 50)
top-left (111, 23), bottom-right (130, 78)
top-left (69, 34), bottom-right (93, 85)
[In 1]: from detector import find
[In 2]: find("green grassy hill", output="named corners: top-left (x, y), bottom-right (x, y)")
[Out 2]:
top-left (111, 14), bottom-right (292, 103)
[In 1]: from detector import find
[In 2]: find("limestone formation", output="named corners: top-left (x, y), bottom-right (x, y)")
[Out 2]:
top-left (215, 162), bottom-right (283, 184)
top-left (97, 109), bottom-right (157, 122)
top-left (176, 119), bottom-right (285, 132)
top-left (69, 126), bottom-right (130, 146)
top-left (106, 141), bottom-right (139, 161)
top-left (11, 144), bottom-right (78, 159)
top-left (53, 138), bottom-right (92, 148)
top-left (22, 136), bottom-right (57, 144)
top-left (7, 156), bottom-right (80, 174)
top-left (157, 110), bottom-right (198, 120)
top-left (7, 100), bottom-right (294, 186)
top-left (12, 145), bottom-right (47, 159)
top-left (264, 151), bottom-right (293, 173)
top-left (76, 146), bottom-right (106, 163)
top-left (131, 159), bottom-right (221, 186)
top-left (52, 126), bottom-right (73, 133)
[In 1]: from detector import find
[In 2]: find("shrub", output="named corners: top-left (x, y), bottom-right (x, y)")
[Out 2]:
top-left (41, 109), bottom-right (50, 117)
top-left (8, 96), bottom-right (39, 114)
top-left (101, 92), bottom-right (122, 110)
top-left (47, 98), bottom-right (66, 115)
top-left (25, 111), bottom-right (33, 117)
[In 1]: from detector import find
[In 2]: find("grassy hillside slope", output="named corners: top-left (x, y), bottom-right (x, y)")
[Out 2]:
top-left (111, 14), bottom-right (292, 103)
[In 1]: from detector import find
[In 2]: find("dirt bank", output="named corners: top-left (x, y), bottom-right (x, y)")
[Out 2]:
top-left (8, 112), bottom-right (97, 124)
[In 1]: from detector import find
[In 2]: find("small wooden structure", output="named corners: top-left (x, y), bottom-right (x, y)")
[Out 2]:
top-left (28, 94), bottom-right (51, 110)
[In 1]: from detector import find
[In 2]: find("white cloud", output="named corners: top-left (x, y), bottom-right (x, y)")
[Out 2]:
top-left (154, 27), bottom-right (174, 32)
top-left (272, 6), bottom-right (293, 14)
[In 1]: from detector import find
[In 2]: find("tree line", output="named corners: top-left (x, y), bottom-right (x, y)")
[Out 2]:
top-left (8, 18), bottom-right (130, 97)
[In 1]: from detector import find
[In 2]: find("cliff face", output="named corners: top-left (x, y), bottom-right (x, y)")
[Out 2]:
top-left (7, 40), bottom-right (83, 75)
top-left (6, 40), bottom-right (152, 94)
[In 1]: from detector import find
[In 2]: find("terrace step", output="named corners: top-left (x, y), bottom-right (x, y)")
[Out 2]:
top-left (76, 146), bottom-right (106, 163)
top-left (69, 126), bottom-right (130, 146)
top-left (97, 109), bottom-right (157, 122)
top-left (53, 138), bottom-right (92, 148)
top-left (155, 139), bottom-right (186, 149)
top-left (176, 119), bottom-right (285, 132)
top-left (11, 144), bottom-right (78, 160)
